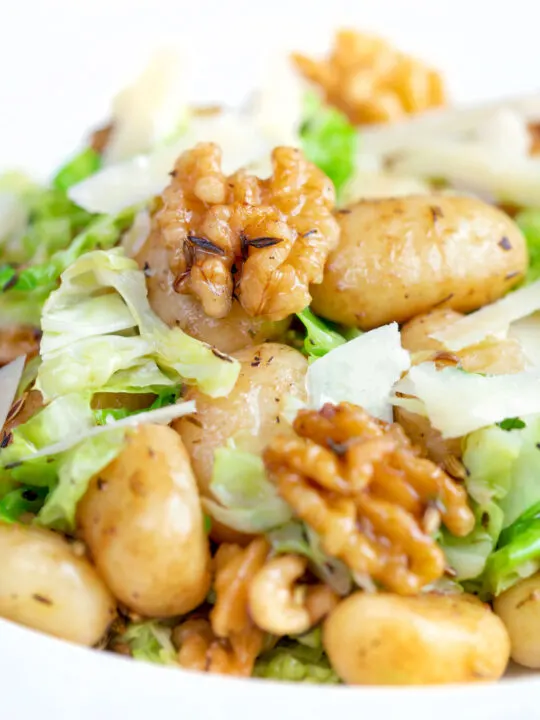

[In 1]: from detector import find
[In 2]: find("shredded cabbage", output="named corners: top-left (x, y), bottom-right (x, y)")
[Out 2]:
top-left (0, 356), bottom-right (25, 430)
top-left (4, 400), bottom-right (196, 466)
top-left (36, 429), bottom-right (127, 530)
top-left (0, 207), bottom-right (135, 327)
top-left (300, 92), bottom-right (356, 196)
top-left (36, 248), bottom-right (240, 400)
top-left (0, 486), bottom-right (48, 524)
top-left (0, 393), bottom-right (114, 525)
top-left (52, 148), bottom-right (102, 192)
top-left (0, 174), bottom-right (93, 267)
top-left (254, 635), bottom-right (339, 684)
top-left (483, 501), bottom-right (540, 595)
top-left (203, 446), bottom-right (292, 533)
top-left (117, 621), bottom-right (177, 666)
top-left (0, 392), bottom-right (196, 529)
top-left (439, 502), bottom-right (504, 581)
top-left (439, 417), bottom-right (540, 588)
top-left (268, 520), bottom-right (352, 596)
top-left (516, 208), bottom-right (540, 284)
top-left (0, 157), bottom-right (108, 329)
top-left (296, 307), bottom-right (347, 360)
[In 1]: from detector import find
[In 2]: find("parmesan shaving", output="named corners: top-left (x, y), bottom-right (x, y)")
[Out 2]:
top-left (390, 141), bottom-right (540, 208)
top-left (361, 93), bottom-right (540, 156)
top-left (431, 281), bottom-right (540, 352)
top-left (0, 356), bottom-right (25, 431)
top-left (69, 111), bottom-right (289, 215)
top-left (392, 363), bottom-right (540, 438)
top-left (251, 54), bottom-right (305, 148)
top-left (508, 312), bottom-right (540, 367)
top-left (104, 49), bottom-right (189, 164)
top-left (307, 323), bottom-right (410, 421)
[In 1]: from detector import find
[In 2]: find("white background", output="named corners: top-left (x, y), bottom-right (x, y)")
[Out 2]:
top-left (1, 0), bottom-right (540, 175)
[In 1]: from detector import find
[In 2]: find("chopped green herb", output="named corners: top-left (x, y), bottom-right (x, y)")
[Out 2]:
top-left (498, 417), bottom-right (526, 431)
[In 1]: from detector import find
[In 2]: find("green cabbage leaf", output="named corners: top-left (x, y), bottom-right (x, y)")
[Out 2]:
top-left (203, 446), bottom-right (292, 533)
top-left (36, 248), bottom-right (240, 401)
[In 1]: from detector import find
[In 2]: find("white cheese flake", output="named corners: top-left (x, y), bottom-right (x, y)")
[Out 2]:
top-left (0, 356), bottom-right (25, 432)
top-left (430, 281), bottom-right (540, 352)
top-left (104, 49), bottom-right (189, 164)
top-left (307, 323), bottom-right (410, 421)
top-left (392, 363), bottom-right (540, 438)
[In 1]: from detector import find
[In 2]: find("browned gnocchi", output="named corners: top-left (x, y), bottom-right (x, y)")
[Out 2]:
top-left (176, 343), bottom-right (308, 501)
top-left (0, 522), bottom-right (116, 646)
top-left (310, 195), bottom-right (527, 330)
top-left (323, 592), bottom-right (510, 685)
top-left (494, 573), bottom-right (540, 668)
top-left (77, 424), bottom-right (211, 617)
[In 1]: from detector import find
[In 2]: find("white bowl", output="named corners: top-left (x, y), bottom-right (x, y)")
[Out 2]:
top-left (2, 1), bottom-right (540, 717)
top-left (1, 617), bottom-right (539, 720)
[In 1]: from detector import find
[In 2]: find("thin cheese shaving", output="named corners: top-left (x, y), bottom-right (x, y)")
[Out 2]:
top-left (69, 111), bottom-right (289, 215)
top-left (431, 280), bottom-right (540, 352)
top-left (508, 312), bottom-right (540, 367)
top-left (361, 93), bottom-right (540, 156)
top-left (390, 141), bottom-right (540, 208)
top-left (104, 49), bottom-right (189, 164)
top-left (392, 363), bottom-right (540, 438)
top-left (307, 323), bottom-right (410, 421)
top-left (0, 356), bottom-right (25, 431)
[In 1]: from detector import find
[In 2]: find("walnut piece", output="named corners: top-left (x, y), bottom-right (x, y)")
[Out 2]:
top-left (2, 389), bottom-right (43, 437)
top-left (89, 123), bottom-right (114, 155)
top-left (151, 142), bottom-right (339, 321)
top-left (0, 326), bottom-right (41, 367)
top-left (174, 617), bottom-right (264, 677)
top-left (529, 122), bottom-right (540, 155)
top-left (293, 29), bottom-right (446, 126)
top-left (174, 537), bottom-right (269, 677)
top-left (264, 403), bottom-right (474, 596)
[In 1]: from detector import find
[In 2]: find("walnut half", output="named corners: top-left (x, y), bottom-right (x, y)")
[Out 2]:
top-left (0, 326), bottom-right (41, 367)
top-left (150, 143), bottom-right (339, 322)
top-left (175, 538), bottom-right (268, 677)
top-left (264, 402), bottom-right (474, 596)
top-left (293, 29), bottom-right (446, 125)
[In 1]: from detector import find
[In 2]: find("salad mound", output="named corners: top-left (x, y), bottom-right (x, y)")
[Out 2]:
top-left (3, 27), bottom-right (540, 687)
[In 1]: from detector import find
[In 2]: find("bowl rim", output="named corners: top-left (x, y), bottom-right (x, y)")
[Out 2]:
top-left (1, 614), bottom-right (538, 698)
